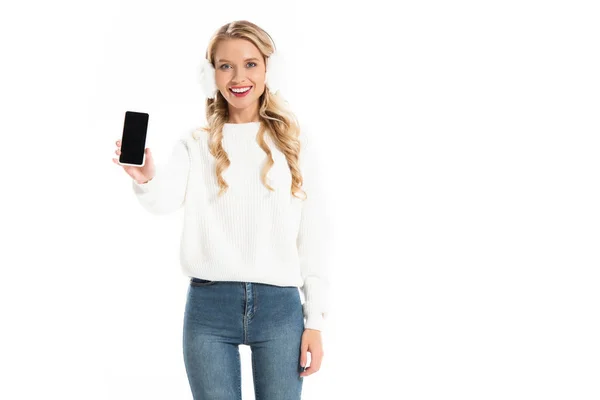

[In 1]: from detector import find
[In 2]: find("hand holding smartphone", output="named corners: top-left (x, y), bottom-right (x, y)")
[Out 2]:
top-left (112, 111), bottom-right (156, 184)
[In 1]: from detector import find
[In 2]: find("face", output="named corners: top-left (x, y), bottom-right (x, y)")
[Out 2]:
top-left (214, 38), bottom-right (266, 110)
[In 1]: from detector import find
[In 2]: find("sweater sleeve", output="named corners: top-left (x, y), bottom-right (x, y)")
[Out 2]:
top-left (297, 130), bottom-right (332, 332)
top-left (132, 138), bottom-right (191, 215)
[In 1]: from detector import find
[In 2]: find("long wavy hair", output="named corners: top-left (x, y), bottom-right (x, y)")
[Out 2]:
top-left (192, 20), bottom-right (306, 201)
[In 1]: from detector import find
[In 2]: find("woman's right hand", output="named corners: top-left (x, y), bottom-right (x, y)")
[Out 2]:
top-left (112, 140), bottom-right (156, 184)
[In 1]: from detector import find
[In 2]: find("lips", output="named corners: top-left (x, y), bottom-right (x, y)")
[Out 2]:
top-left (229, 86), bottom-right (252, 97)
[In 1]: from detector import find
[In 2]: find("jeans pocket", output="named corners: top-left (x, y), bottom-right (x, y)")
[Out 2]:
top-left (190, 277), bottom-right (217, 286)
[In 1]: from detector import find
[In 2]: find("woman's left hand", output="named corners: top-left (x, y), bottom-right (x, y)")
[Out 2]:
top-left (299, 328), bottom-right (324, 377)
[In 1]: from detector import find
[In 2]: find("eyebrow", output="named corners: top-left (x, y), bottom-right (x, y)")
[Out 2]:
top-left (216, 57), bottom-right (260, 63)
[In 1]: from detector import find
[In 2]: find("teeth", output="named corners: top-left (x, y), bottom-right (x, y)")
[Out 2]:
top-left (231, 87), bottom-right (251, 93)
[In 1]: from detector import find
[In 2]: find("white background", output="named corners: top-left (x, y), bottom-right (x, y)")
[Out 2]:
top-left (1, 0), bottom-right (599, 399)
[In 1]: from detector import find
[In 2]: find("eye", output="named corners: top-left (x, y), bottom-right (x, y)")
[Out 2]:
top-left (219, 62), bottom-right (257, 70)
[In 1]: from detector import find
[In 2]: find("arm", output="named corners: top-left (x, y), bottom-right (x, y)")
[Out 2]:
top-left (297, 130), bottom-right (332, 332)
top-left (132, 138), bottom-right (190, 215)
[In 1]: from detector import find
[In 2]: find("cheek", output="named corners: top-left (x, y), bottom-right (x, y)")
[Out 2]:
top-left (250, 70), bottom-right (266, 86)
top-left (215, 72), bottom-right (229, 88)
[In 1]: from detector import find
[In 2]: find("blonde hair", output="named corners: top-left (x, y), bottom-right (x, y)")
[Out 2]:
top-left (192, 20), bottom-right (306, 201)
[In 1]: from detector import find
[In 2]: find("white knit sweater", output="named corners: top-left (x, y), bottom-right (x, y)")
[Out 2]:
top-left (131, 121), bottom-right (330, 331)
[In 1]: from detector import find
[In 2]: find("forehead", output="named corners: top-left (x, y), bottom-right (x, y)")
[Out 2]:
top-left (214, 38), bottom-right (262, 62)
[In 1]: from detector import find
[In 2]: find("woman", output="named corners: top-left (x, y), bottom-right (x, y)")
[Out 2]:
top-left (112, 20), bottom-right (330, 400)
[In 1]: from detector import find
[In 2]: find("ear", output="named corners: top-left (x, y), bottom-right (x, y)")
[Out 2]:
top-left (265, 51), bottom-right (284, 95)
top-left (198, 58), bottom-right (218, 99)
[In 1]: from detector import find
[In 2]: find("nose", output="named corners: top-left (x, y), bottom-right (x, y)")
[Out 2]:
top-left (232, 68), bottom-right (247, 84)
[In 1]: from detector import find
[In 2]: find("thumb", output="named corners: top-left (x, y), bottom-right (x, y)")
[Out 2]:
top-left (300, 338), bottom-right (309, 368)
top-left (144, 148), bottom-right (154, 165)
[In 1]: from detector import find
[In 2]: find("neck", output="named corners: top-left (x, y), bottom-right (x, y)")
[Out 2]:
top-left (227, 102), bottom-right (260, 124)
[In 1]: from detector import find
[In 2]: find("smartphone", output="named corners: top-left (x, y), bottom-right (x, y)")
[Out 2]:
top-left (119, 111), bottom-right (149, 167)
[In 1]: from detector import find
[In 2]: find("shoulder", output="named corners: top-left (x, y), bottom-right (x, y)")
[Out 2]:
top-left (297, 122), bottom-right (312, 151)
top-left (163, 130), bottom-right (198, 158)
top-left (189, 126), bottom-right (207, 142)
top-left (298, 121), bottom-right (321, 157)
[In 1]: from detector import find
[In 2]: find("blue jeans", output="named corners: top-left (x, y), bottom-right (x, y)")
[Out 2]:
top-left (182, 278), bottom-right (305, 400)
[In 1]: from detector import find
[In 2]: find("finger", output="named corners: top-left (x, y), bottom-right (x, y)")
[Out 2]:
top-left (116, 140), bottom-right (121, 146)
top-left (115, 149), bottom-right (121, 155)
top-left (300, 363), bottom-right (317, 377)
top-left (299, 340), bottom-right (309, 370)
top-left (300, 352), bottom-right (323, 377)
top-left (311, 351), bottom-right (323, 371)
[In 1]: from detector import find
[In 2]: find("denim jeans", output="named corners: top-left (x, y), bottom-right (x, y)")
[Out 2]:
top-left (182, 277), bottom-right (305, 400)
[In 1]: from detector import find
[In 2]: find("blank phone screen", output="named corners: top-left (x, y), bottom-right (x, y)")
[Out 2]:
top-left (120, 111), bottom-right (149, 165)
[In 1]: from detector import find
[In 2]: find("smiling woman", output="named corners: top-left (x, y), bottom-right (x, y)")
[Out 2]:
top-left (122, 19), bottom-right (330, 400)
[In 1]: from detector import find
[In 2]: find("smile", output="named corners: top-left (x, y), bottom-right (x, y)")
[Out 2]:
top-left (229, 86), bottom-right (252, 97)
